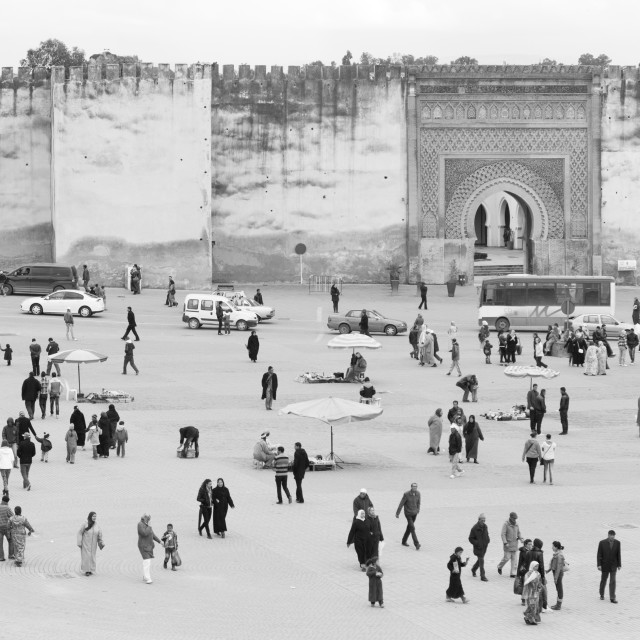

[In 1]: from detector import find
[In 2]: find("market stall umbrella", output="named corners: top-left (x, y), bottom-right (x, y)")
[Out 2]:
top-left (279, 396), bottom-right (383, 467)
top-left (49, 349), bottom-right (108, 397)
top-left (504, 365), bottom-right (560, 389)
top-left (327, 334), bottom-right (382, 353)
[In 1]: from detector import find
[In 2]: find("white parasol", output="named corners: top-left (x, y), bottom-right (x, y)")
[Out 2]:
top-left (49, 349), bottom-right (108, 396)
top-left (280, 396), bottom-right (383, 467)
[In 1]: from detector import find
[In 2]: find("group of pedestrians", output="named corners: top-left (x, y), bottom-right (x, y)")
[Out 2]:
top-left (196, 478), bottom-right (235, 539)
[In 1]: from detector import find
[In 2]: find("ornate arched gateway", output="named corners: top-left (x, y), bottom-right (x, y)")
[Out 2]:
top-left (405, 66), bottom-right (602, 283)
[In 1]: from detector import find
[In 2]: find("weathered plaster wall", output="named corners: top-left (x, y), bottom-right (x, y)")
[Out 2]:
top-left (52, 64), bottom-right (212, 288)
top-left (210, 64), bottom-right (407, 283)
top-left (0, 68), bottom-right (53, 267)
top-left (601, 66), bottom-right (640, 284)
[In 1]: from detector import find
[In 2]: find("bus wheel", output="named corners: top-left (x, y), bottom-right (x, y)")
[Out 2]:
top-left (495, 317), bottom-right (510, 332)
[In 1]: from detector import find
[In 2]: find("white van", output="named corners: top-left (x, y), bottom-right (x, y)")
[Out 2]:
top-left (182, 293), bottom-right (259, 331)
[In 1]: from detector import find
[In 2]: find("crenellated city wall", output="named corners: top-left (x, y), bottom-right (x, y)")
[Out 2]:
top-left (1, 62), bottom-right (640, 285)
top-left (1, 63), bottom-right (212, 288)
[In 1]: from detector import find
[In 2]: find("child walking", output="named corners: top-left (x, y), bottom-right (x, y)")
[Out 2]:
top-left (483, 339), bottom-right (493, 364)
top-left (161, 524), bottom-right (179, 571)
top-left (365, 556), bottom-right (384, 608)
top-left (34, 432), bottom-right (52, 462)
top-left (115, 421), bottom-right (129, 457)
top-left (224, 310), bottom-right (231, 335)
top-left (0, 344), bottom-right (12, 366)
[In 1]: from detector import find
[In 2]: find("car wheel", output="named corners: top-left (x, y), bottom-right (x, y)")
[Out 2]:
top-left (79, 306), bottom-right (92, 318)
top-left (384, 324), bottom-right (398, 336)
top-left (236, 320), bottom-right (249, 331)
top-left (338, 323), bottom-right (352, 334)
top-left (495, 317), bottom-right (510, 332)
top-left (30, 304), bottom-right (43, 315)
top-left (188, 318), bottom-right (201, 330)
top-left (2, 284), bottom-right (13, 295)
top-left (53, 285), bottom-right (65, 292)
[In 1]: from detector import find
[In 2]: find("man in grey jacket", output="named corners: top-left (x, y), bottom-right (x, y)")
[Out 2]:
top-left (396, 482), bottom-right (421, 550)
top-left (497, 511), bottom-right (523, 577)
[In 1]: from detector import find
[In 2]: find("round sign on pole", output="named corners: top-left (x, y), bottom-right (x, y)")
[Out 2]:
top-left (294, 243), bottom-right (307, 255)
top-left (561, 299), bottom-right (575, 315)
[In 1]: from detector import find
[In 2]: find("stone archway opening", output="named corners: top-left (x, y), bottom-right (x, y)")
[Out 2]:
top-left (472, 190), bottom-right (533, 277)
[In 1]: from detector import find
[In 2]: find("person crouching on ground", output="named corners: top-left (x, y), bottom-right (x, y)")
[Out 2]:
top-left (359, 378), bottom-right (376, 404)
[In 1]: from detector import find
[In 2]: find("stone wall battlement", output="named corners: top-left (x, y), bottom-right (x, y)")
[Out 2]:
top-left (0, 63), bottom-right (211, 88)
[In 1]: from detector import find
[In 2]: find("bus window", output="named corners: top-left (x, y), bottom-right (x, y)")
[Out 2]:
top-left (599, 283), bottom-right (611, 305)
top-left (482, 285), bottom-right (496, 305)
top-left (556, 282), bottom-right (575, 304)
top-left (527, 283), bottom-right (555, 306)
top-left (504, 282), bottom-right (527, 305)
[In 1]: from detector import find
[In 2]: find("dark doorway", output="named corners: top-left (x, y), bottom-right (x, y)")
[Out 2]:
top-left (474, 205), bottom-right (487, 246)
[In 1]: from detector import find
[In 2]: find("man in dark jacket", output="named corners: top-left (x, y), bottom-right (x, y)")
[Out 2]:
top-left (418, 282), bottom-right (428, 310)
top-left (448, 425), bottom-right (464, 478)
top-left (468, 513), bottom-right (490, 581)
top-left (2, 419), bottom-right (20, 469)
top-left (254, 289), bottom-right (263, 305)
top-left (17, 433), bottom-right (36, 490)
top-left (456, 374), bottom-right (478, 402)
top-left (179, 426), bottom-right (199, 458)
top-left (352, 489), bottom-right (373, 517)
top-left (597, 530), bottom-right (622, 603)
top-left (45, 338), bottom-right (61, 375)
top-left (121, 307), bottom-right (140, 341)
top-left (261, 366), bottom-right (278, 410)
top-left (123, 338), bottom-right (139, 375)
top-left (330, 283), bottom-right (340, 313)
top-left (29, 339), bottom-right (42, 375)
top-left (559, 387), bottom-right (570, 435)
top-left (395, 482), bottom-right (421, 550)
top-left (21, 373), bottom-right (41, 420)
top-left (526, 384), bottom-right (539, 430)
top-left (70, 405), bottom-right (87, 448)
top-left (215, 301), bottom-right (224, 335)
top-left (626, 329), bottom-right (638, 364)
top-left (292, 442), bottom-right (309, 503)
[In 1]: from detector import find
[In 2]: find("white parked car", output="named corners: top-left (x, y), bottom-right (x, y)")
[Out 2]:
top-left (569, 313), bottom-right (635, 334)
top-left (215, 290), bottom-right (275, 321)
top-left (20, 290), bottom-right (105, 317)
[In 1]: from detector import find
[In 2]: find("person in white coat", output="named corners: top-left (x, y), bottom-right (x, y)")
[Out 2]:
top-left (0, 440), bottom-right (15, 495)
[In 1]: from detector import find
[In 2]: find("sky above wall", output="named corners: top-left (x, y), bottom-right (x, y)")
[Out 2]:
top-left (1, 0), bottom-right (639, 68)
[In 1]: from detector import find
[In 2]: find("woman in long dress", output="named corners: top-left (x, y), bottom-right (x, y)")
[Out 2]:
top-left (596, 341), bottom-right (608, 375)
top-left (446, 547), bottom-right (469, 603)
top-left (77, 511), bottom-right (104, 576)
top-left (347, 510), bottom-right (372, 570)
top-left (428, 409), bottom-right (443, 455)
top-left (247, 330), bottom-right (259, 363)
top-left (366, 556), bottom-right (384, 607)
top-left (584, 344), bottom-right (599, 376)
top-left (212, 478), bottom-right (235, 538)
top-left (522, 560), bottom-right (543, 625)
top-left (573, 331), bottom-right (587, 367)
top-left (8, 506), bottom-right (34, 566)
top-left (463, 416), bottom-right (484, 463)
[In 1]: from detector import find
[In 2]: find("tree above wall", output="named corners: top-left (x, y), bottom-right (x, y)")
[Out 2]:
top-left (21, 38), bottom-right (86, 68)
top-left (578, 53), bottom-right (612, 66)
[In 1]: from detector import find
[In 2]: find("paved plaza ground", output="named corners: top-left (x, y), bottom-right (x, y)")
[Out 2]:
top-left (0, 282), bottom-right (638, 640)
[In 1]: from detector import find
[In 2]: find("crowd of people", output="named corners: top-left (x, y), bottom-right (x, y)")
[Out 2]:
top-left (0, 283), bottom-right (636, 632)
